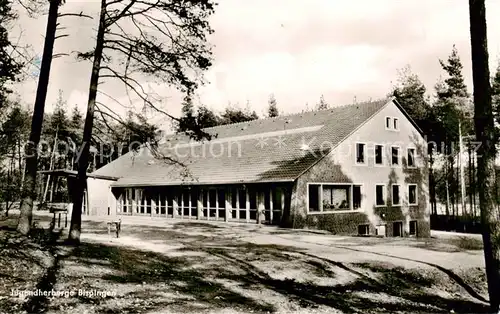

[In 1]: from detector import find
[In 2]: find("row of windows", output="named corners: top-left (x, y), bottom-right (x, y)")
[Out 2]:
top-left (376, 184), bottom-right (418, 206)
top-left (308, 183), bottom-right (418, 213)
top-left (356, 143), bottom-right (416, 167)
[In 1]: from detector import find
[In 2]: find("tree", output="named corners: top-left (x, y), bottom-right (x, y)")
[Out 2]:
top-left (196, 105), bottom-right (219, 128)
top-left (469, 0), bottom-right (500, 311)
top-left (17, 0), bottom-right (63, 235)
top-left (0, 102), bottom-right (30, 216)
top-left (267, 93), bottom-right (279, 117)
top-left (0, 0), bottom-right (22, 109)
top-left (219, 103), bottom-right (259, 125)
top-left (69, 0), bottom-right (216, 243)
top-left (434, 46), bottom-right (472, 217)
top-left (316, 94), bottom-right (329, 110)
top-left (391, 66), bottom-right (432, 123)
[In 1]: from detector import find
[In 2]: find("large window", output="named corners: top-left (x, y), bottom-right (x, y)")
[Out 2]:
top-left (408, 184), bottom-right (418, 205)
top-left (308, 183), bottom-right (362, 212)
top-left (376, 184), bottom-right (385, 206)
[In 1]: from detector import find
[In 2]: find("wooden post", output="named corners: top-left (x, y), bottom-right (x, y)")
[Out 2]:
top-left (281, 188), bottom-right (285, 222)
top-left (215, 189), bottom-right (219, 220)
top-left (180, 191), bottom-right (184, 219)
top-left (205, 189), bottom-right (209, 220)
top-left (257, 191), bottom-right (265, 224)
top-left (173, 194), bottom-right (178, 218)
top-left (269, 188), bottom-right (273, 223)
top-left (188, 189), bottom-right (192, 219)
top-left (151, 198), bottom-right (155, 218)
top-left (197, 189), bottom-right (203, 220)
top-left (236, 189), bottom-right (240, 220)
top-left (246, 189), bottom-right (250, 223)
top-left (225, 189), bottom-right (232, 222)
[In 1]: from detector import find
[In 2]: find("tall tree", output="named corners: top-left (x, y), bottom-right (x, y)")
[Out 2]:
top-left (316, 94), bottom-right (328, 110)
top-left (469, 0), bottom-right (500, 311)
top-left (69, 0), bottom-right (216, 243)
top-left (267, 93), bottom-right (279, 117)
top-left (17, 0), bottom-right (62, 235)
top-left (0, 0), bottom-right (21, 108)
top-left (434, 46), bottom-right (472, 216)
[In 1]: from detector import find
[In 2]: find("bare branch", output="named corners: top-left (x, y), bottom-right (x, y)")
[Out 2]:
top-left (58, 12), bottom-right (94, 19)
top-left (54, 34), bottom-right (69, 40)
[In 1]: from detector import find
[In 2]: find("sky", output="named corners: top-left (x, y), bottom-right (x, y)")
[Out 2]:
top-left (11, 0), bottom-right (500, 128)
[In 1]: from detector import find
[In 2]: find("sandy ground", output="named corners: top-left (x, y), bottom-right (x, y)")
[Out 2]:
top-left (0, 211), bottom-right (491, 314)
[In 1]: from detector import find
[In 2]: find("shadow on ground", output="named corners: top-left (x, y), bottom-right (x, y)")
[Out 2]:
top-left (1, 216), bottom-right (491, 314)
top-left (46, 221), bottom-right (491, 314)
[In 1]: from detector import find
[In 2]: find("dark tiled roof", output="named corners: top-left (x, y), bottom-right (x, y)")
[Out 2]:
top-left (95, 98), bottom-right (393, 186)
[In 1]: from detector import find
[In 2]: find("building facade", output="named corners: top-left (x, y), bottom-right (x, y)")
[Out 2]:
top-left (89, 97), bottom-right (430, 237)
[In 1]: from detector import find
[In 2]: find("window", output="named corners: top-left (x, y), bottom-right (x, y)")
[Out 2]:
top-left (392, 185), bottom-right (400, 206)
top-left (308, 184), bottom-right (320, 212)
top-left (409, 220), bottom-right (417, 236)
top-left (393, 221), bottom-right (403, 237)
top-left (375, 145), bottom-right (384, 165)
top-left (376, 185), bottom-right (385, 206)
top-left (391, 146), bottom-right (400, 165)
top-left (408, 184), bottom-right (418, 205)
top-left (353, 185), bottom-right (362, 209)
top-left (358, 224), bottom-right (370, 236)
top-left (356, 143), bottom-right (366, 164)
top-left (407, 148), bottom-right (416, 167)
top-left (308, 183), bottom-right (362, 213)
top-left (323, 185), bottom-right (350, 210)
top-left (393, 118), bottom-right (399, 130)
top-left (386, 117), bottom-right (391, 129)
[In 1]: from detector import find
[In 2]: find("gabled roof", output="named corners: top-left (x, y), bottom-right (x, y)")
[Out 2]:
top-left (94, 98), bottom-right (395, 187)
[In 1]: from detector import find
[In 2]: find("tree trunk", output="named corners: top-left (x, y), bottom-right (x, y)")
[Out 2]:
top-left (68, 0), bottom-right (107, 244)
top-left (469, 0), bottom-right (500, 311)
top-left (16, 0), bottom-right (61, 235)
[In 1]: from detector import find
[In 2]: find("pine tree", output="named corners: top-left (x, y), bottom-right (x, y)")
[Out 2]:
top-left (316, 94), bottom-right (329, 110)
top-left (0, 0), bottom-right (21, 109)
top-left (434, 46), bottom-right (472, 218)
top-left (196, 106), bottom-right (219, 128)
top-left (267, 94), bottom-right (279, 117)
